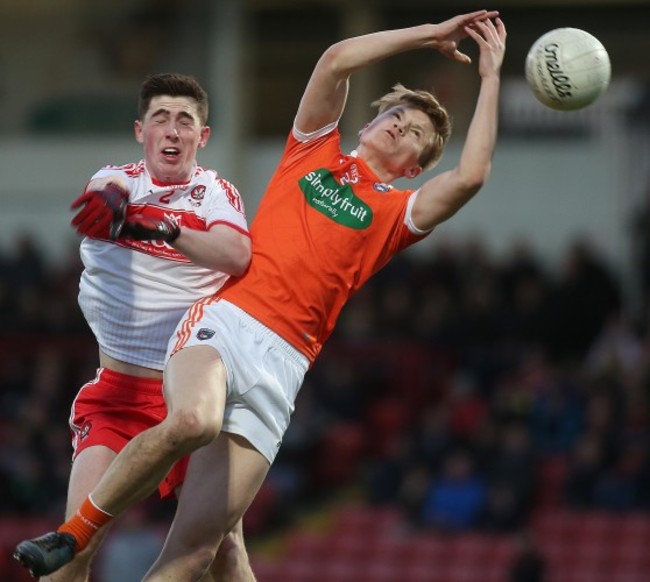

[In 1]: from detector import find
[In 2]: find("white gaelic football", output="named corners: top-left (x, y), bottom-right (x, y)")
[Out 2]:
top-left (525, 28), bottom-right (611, 111)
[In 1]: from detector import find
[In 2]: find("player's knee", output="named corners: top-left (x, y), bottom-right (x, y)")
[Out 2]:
top-left (214, 531), bottom-right (249, 573)
top-left (164, 408), bottom-right (221, 452)
top-left (186, 543), bottom-right (221, 578)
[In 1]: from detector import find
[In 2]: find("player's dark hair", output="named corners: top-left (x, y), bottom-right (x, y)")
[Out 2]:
top-left (138, 73), bottom-right (209, 125)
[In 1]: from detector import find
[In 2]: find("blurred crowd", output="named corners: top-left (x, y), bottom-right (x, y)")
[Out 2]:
top-left (1, 231), bottom-right (649, 547)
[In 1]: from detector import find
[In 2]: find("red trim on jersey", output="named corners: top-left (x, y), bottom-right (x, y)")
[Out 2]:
top-left (151, 176), bottom-right (192, 188)
top-left (207, 220), bottom-right (252, 238)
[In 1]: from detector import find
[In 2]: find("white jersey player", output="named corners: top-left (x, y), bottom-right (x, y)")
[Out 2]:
top-left (23, 73), bottom-right (256, 582)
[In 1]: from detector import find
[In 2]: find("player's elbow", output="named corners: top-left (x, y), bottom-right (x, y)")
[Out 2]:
top-left (457, 163), bottom-right (491, 195)
top-left (228, 241), bottom-right (252, 277)
top-left (319, 42), bottom-right (355, 77)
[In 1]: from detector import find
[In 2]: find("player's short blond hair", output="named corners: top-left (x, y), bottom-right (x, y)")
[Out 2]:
top-left (372, 83), bottom-right (451, 170)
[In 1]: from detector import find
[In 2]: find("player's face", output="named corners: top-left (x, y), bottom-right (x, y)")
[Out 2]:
top-left (135, 96), bottom-right (211, 183)
top-left (360, 106), bottom-right (433, 177)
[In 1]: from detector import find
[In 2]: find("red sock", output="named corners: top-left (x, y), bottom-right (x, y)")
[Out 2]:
top-left (57, 496), bottom-right (114, 552)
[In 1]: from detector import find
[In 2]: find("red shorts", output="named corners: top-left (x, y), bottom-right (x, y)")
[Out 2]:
top-left (69, 368), bottom-right (189, 500)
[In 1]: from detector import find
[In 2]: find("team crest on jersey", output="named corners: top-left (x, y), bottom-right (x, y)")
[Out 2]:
top-left (197, 328), bottom-right (216, 340)
top-left (299, 168), bottom-right (373, 230)
top-left (373, 182), bottom-right (392, 193)
top-left (189, 185), bottom-right (206, 207)
top-left (191, 186), bottom-right (206, 201)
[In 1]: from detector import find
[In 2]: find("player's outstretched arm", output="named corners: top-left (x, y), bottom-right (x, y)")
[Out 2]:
top-left (411, 17), bottom-right (507, 232)
top-left (170, 224), bottom-right (252, 276)
top-left (120, 213), bottom-right (251, 275)
top-left (295, 10), bottom-right (498, 135)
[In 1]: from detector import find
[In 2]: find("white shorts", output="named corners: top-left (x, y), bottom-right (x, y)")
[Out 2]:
top-left (166, 298), bottom-right (309, 464)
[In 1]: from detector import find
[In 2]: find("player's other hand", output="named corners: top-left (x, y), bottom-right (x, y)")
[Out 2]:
top-left (120, 213), bottom-right (180, 243)
top-left (429, 10), bottom-right (499, 64)
top-left (71, 182), bottom-right (128, 240)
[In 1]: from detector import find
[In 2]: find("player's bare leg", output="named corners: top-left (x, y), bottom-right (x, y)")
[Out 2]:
top-left (143, 431), bottom-right (269, 579)
top-left (15, 347), bottom-right (228, 576)
top-left (41, 446), bottom-right (116, 582)
top-left (205, 519), bottom-right (256, 582)
top-left (85, 348), bottom-right (228, 517)
top-left (171, 488), bottom-right (255, 581)
top-left (145, 432), bottom-right (267, 580)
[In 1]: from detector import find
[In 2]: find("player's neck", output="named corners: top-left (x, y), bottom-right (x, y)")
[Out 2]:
top-left (354, 145), bottom-right (399, 184)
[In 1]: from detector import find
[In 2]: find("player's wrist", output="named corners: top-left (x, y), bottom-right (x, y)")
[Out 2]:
top-left (165, 223), bottom-right (181, 243)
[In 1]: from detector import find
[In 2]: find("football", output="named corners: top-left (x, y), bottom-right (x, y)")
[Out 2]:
top-left (525, 28), bottom-right (611, 111)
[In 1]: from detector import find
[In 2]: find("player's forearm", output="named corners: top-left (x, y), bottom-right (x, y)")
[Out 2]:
top-left (86, 175), bottom-right (128, 194)
top-left (454, 74), bottom-right (500, 193)
top-left (417, 75), bottom-right (500, 226)
top-left (173, 228), bottom-right (251, 275)
top-left (325, 25), bottom-right (438, 77)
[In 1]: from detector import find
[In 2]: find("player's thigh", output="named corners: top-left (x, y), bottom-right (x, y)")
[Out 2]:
top-left (166, 432), bottom-right (269, 549)
top-left (164, 345), bottom-right (228, 423)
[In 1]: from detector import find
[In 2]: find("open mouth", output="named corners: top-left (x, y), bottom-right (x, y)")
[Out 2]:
top-left (162, 147), bottom-right (180, 159)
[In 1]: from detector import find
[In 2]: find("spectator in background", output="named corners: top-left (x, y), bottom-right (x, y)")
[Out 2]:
top-left (480, 422), bottom-right (536, 531)
top-left (564, 432), bottom-right (605, 508)
top-left (479, 481), bottom-right (527, 532)
top-left (547, 238), bottom-right (622, 362)
top-left (508, 530), bottom-right (546, 582)
top-left (530, 371), bottom-right (584, 456)
top-left (421, 448), bottom-right (486, 531)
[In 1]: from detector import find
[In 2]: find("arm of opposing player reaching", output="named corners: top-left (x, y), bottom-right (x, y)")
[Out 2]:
top-left (172, 223), bottom-right (251, 276)
top-left (411, 17), bottom-right (506, 231)
top-left (295, 10), bottom-right (498, 134)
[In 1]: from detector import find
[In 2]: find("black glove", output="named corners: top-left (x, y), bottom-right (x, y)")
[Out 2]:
top-left (70, 183), bottom-right (128, 240)
top-left (121, 213), bottom-right (180, 243)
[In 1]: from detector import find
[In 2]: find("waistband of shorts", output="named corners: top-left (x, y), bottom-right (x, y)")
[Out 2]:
top-left (95, 367), bottom-right (164, 394)
top-left (220, 300), bottom-right (310, 369)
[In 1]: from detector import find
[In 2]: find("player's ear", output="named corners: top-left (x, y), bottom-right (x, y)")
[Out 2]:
top-left (404, 165), bottom-right (423, 179)
top-left (199, 126), bottom-right (211, 148)
top-left (134, 120), bottom-right (144, 144)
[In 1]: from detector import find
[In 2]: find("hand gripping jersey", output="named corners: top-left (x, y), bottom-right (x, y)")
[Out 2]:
top-left (78, 161), bottom-right (248, 370)
top-left (220, 126), bottom-right (429, 362)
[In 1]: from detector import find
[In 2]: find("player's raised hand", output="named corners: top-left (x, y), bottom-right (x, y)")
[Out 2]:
top-left (426, 10), bottom-right (499, 64)
top-left (71, 181), bottom-right (128, 240)
top-left (465, 17), bottom-right (506, 78)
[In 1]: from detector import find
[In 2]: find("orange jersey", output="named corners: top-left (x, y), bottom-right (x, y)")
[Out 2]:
top-left (220, 127), bottom-right (427, 362)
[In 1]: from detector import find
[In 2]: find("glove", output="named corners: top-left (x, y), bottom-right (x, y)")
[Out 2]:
top-left (71, 183), bottom-right (128, 240)
top-left (120, 213), bottom-right (180, 243)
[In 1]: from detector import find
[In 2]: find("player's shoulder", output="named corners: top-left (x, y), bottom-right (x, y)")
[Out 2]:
top-left (92, 161), bottom-right (145, 185)
top-left (192, 165), bottom-right (222, 187)
top-left (194, 165), bottom-right (239, 193)
top-left (97, 160), bottom-right (145, 178)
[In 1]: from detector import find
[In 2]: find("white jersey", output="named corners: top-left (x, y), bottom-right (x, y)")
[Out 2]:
top-left (78, 160), bottom-right (249, 370)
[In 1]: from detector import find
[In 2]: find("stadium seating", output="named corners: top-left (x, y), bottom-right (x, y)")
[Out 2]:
top-left (250, 503), bottom-right (650, 582)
